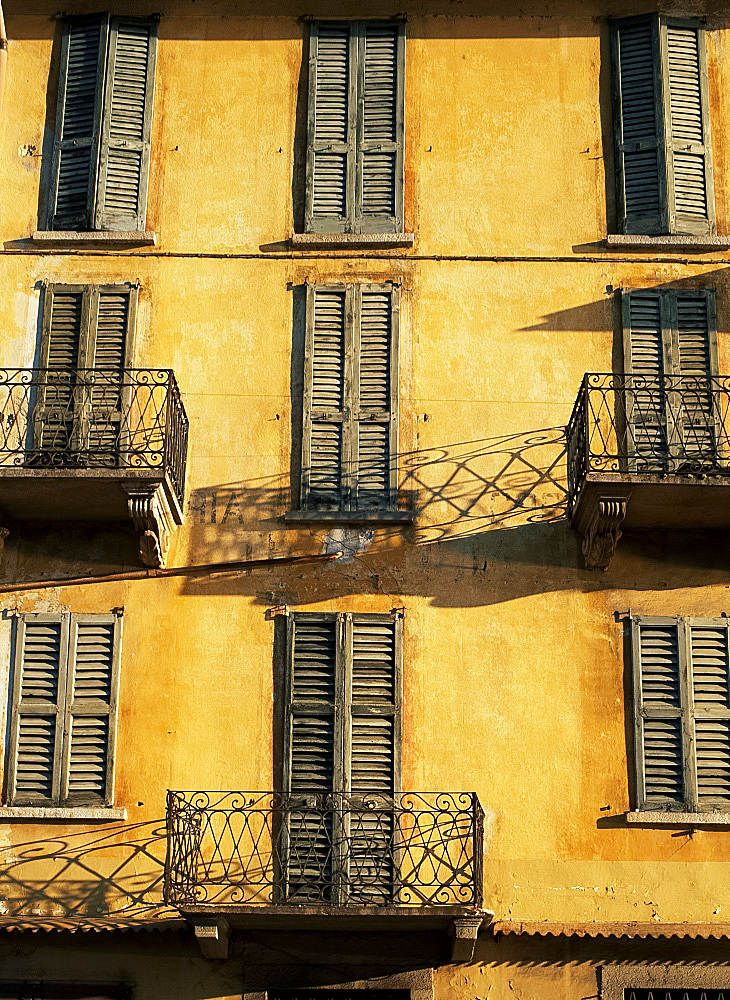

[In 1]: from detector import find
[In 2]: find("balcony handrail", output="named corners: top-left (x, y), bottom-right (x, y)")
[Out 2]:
top-left (164, 790), bottom-right (484, 910)
top-left (566, 372), bottom-right (730, 512)
top-left (0, 367), bottom-right (189, 506)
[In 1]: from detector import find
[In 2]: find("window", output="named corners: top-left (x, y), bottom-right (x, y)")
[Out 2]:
top-left (283, 612), bottom-right (402, 900)
top-left (631, 615), bottom-right (730, 812)
top-left (601, 965), bottom-right (729, 1000)
top-left (48, 14), bottom-right (157, 232)
top-left (305, 21), bottom-right (405, 234)
top-left (300, 283), bottom-right (399, 513)
top-left (622, 288), bottom-right (719, 471)
top-left (32, 283), bottom-right (136, 462)
top-left (5, 613), bottom-right (122, 807)
top-left (611, 14), bottom-right (714, 236)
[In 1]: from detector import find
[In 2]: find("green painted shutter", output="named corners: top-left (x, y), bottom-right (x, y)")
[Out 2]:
top-left (301, 283), bottom-right (399, 512)
top-left (302, 284), bottom-right (349, 509)
top-left (346, 613), bottom-right (400, 902)
top-left (48, 16), bottom-right (108, 230)
top-left (284, 614), bottom-right (339, 899)
top-left (355, 286), bottom-right (398, 509)
top-left (675, 290), bottom-right (718, 466)
top-left (612, 16), bottom-right (664, 234)
top-left (663, 21), bottom-right (715, 235)
top-left (34, 286), bottom-right (87, 454)
top-left (632, 617), bottom-right (685, 808)
top-left (305, 22), bottom-right (356, 233)
top-left (356, 21), bottom-right (405, 233)
top-left (61, 614), bottom-right (121, 806)
top-left (95, 18), bottom-right (157, 231)
top-left (612, 15), bottom-right (715, 235)
top-left (622, 290), bottom-right (669, 468)
top-left (305, 20), bottom-right (405, 234)
top-left (689, 621), bottom-right (730, 808)
top-left (7, 615), bottom-right (70, 805)
top-left (85, 287), bottom-right (135, 457)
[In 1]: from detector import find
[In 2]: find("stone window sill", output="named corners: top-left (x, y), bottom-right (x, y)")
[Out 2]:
top-left (604, 234), bottom-right (730, 251)
top-left (626, 810), bottom-right (730, 826)
top-left (285, 509), bottom-right (416, 524)
top-left (31, 231), bottom-right (156, 248)
top-left (0, 806), bottom-right (127, 821)
top-left (291, 233), bottom-right (414, 249)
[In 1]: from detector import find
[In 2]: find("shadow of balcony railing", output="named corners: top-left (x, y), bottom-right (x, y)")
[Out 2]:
top-left (164, 791), bottom-right (483, 910)
top-left (0, 367), bottom-right (189, 507)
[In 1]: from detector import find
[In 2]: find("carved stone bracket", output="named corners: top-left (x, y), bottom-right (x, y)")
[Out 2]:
top-left (449, 916), bottom-right (484, 963)
top-left (124, 482), bottom-right (176, 568)
top-left (192, 917), bottom-right (230, 960)
top-left (581, 494), bottom-right (631, 571)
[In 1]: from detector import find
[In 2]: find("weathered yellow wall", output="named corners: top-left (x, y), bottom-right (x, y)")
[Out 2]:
top-left (1, 0), bottom-right (730, 961)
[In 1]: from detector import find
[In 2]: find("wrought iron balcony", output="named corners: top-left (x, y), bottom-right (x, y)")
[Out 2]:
top-left (567, 373), bottom-right (730, 568)
top-left (164, 791), bottom-right (484, 923)
top-left (0, 368), bottom-right (188, 566)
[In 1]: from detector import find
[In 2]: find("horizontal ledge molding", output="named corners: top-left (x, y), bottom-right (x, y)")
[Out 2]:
top-left (31, 231), bottom-right (157, 248)
top-left (291, 233), bottom-right (415, 249)
top-left (604, 234), bottom-right (730, 252)
top-left (285, 510), bottom-right (416, 524)
top-left (0, 806), bottom-right (127, 821)
top-left (626, 810), bottom-right (730, 826)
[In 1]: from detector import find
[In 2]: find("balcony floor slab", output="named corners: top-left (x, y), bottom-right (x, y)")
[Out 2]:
top-left (179, 904), bottom-right (487, 933)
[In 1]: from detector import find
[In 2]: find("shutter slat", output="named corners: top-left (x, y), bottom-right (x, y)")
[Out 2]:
top-left (639, 624), bottom-right (681, 707)
top-left (691, 625), bottom-right (730, 804)
top-left (626, 291), bottom-right (667, 465)
top-left (360, 24), bottom-right (398, 219)
top-left (637, 621), bottom-right (684, 804)
top-left (351, 717), bottom-right (394, 793)
top-left (309, 288), bottom-right (346, 507)
top-left (37, 291), bottom-right (84, 453)
top-left (356, 290), bottom-right (392, 507)
top-left (666, 27), bottom-right (708, 223)
top-left (292, 619), bottom-right (336, 702)
top-left (20, 622), bottom-right (62, 701)
top-left (311, 23), bottom-right (350, 224)
top-left (695, 719), bottom-right (730, 803)
top-left (67, 716), bottom-right (109, 794)
top-left (676, 293), bottom-right (715, 463)
top-left (352, 619), bottom-right (395, 703)
top-left (87, 291), bottom-right (128, 455)
top-left (15, 718), bottom-right (56, 798)
top-left (643, 717), bottom-right (684, 801)
top-left (73, 621), bottom-right (115, 700)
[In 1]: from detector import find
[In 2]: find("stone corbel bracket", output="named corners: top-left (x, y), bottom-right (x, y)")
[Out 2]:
top-left (124, 481), bottom-right (179, 569)
top-left (449, 915), bottom-right (487, 963)
top-left (192, 917), bottom-right (230, 960)
top-left (576, 491), bottom-right (632, 571)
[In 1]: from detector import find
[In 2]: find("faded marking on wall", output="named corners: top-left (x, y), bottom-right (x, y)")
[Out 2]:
top-left (188, 489), bottom-right (247, 525)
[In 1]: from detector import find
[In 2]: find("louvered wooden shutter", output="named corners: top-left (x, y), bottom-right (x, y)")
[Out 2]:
top-left (48, 16), bottom-right (108, 230)
top-left (95, 18), bottom-right (157, 231)
top-left (688, 621), bottom-right (730, 807)
top-left (6, 613), bottom-right (121, 808)
top-left (623, 288), bottom-right (718, 470)
top-left (61, 615), bottom-right (121, 806)
top-left (302, 283), bottom-right (398, 511)
top-left (35, 285), bottom-right (88, 454)
top-left (305, 20), bottom-right (405, 234)
top-left (632, 617), bottom-right (685, 809)
top-left (7, 615), bottom-right (69, 805)
top-left (612, 15), bottom-right (715, 235)
top-left (284, 614), bottom-right (339, 899)
top-left (664, 21), bottom-right (714, 236)
top-left (346, 614), bottom-right (401, 902)
top-left (355, 286), bottom-right (398, 509)
top-left (303, 285), bottom-right (349, 508)
top-left (305, 23), bottom-right (356, 233)
top-left (356, 22), bottom-right (405, 233)
top-left (85, 287), bottom-right (134, 456)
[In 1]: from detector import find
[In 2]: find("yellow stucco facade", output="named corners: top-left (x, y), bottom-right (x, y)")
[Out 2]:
top-left (1, 0), bottom-right (730, 997)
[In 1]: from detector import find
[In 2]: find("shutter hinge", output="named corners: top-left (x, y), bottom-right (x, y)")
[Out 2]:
top-left (390, 606), bottom-right (406, 619)
top-left (265, 605), bottom-right (289, 620)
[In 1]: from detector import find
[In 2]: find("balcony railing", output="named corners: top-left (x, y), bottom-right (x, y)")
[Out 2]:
top-left (567, 373), bottom-right (730, 512)
top-left (0, 368), bottom-right (188, 506)
top-left (164, 791), bottom-right (484, 909)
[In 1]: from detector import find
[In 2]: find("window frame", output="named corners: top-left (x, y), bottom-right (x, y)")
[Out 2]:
top-left (47, 13), bottom-right (158, 234)
top-left (610, 13), bottom-right (715, 236)
top-left (300, 281), bottom-right (400, 514)
top-left (631, 614), bottom-right (730, 814)
top-left (5, 611), bottom-right (123, 809)
top-left (601, 964), bottom-right (730, 1000)
top-left (304, 19), bottom-right (406, 236)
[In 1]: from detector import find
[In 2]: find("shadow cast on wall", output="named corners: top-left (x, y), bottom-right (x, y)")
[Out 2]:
top-left (0, 819), bottom-right (173, 920)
